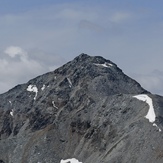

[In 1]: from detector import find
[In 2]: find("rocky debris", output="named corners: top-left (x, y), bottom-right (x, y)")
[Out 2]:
top-left (0, 54), bottom-right (162, 163)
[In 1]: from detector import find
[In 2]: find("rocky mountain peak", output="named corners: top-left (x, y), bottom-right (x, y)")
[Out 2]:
top-left (0, 54), bottom-right (163, 163)
top-left (72, 53), bottom-right (115, 66)
top-left (53, 54), bottom-right (148, 96)
top-left (74, 53), bottom-right (90, 61)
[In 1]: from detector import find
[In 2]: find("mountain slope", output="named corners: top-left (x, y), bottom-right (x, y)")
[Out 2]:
top-left (0, 54), bottom-right (163, 163)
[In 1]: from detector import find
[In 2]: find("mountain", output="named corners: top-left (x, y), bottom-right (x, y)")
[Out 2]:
top-left (0, 53), bottom-right (163, 163)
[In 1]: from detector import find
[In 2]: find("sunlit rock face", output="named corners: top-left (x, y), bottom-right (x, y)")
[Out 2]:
top-left (0, 54), bottom-right (163, 163)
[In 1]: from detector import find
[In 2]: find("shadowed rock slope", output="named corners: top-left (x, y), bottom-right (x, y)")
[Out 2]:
top-left (0, 54), bottom-right (163, 163)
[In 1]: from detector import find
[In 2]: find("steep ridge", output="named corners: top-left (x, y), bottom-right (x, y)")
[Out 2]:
top-left (0, 54), bottom-right (162, 163)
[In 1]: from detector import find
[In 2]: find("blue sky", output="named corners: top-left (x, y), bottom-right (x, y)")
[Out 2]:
top-left (0, 0), bottom-right (163, 95)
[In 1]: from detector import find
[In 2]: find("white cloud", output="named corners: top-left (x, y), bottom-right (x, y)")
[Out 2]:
top-left (4, 46), bottom-right (27, 61)
top-left (5, 46), bottom-right (25, 57)
top-left (0, 46), bottom-right (54, 93)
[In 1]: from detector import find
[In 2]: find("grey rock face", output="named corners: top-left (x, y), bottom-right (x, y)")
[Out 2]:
top-left (0, 53), bottom-right (163, 163)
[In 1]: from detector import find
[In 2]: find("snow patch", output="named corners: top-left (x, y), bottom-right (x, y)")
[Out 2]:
top-left (27, 85), bottom-right (38, 100)
top-left (67, 77), bottom-right (72, 88)
top-left (52, 101), bottom-right (58, 109)
top-left (133, 94), bottom-right (161, 131)
top-left (153, 123), bottom-right (161, 132)
top-left (10, 109), bottom-right (14, 116)
top-left (133, 94), bottom-right (155, 123)
top-left (94, 62), bottom-right (113, 68)
top-left (41, 84), bottom-right (46, 91)
top-left (60, 158), bottom-right (82, 163)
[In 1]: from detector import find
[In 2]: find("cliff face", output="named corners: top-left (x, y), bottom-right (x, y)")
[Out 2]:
top-left (0, 54), bottom-right (163, 163)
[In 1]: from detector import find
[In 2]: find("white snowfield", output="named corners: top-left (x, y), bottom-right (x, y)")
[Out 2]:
top-left (153, 123), bottom-right (161, 132)
top-left (94, 62), bottom-right (113, 68)
top-left (60, 158), bottom-right (82, 163)
top-left (27, 85), bottom-right (38, 100)
top-left (133, 94), bottom-right (161, 132)
top-left (133, 94), bottom-right (155, 123)
top-left (67, 77), bottom-right (72, 88)
top-left (41, 84), bottom-right (46, 91)
top-left (10, 109), bottom-right (14, 116)
top-left (52, 101), bottom-right (58, 109)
